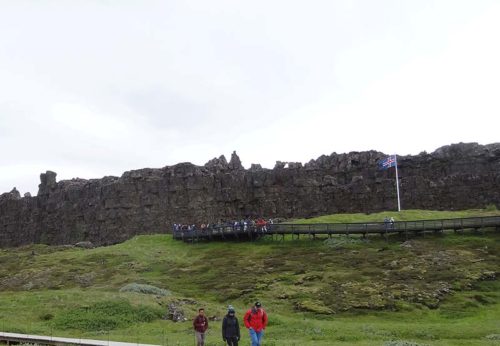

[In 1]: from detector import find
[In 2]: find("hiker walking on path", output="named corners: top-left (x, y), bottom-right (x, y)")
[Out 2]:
top-left (222, 305), bottom-right (240, 346)
top-left (243, 301), bottom-right (268, 346)
top-left (193, 308), bottom-right (209, 346)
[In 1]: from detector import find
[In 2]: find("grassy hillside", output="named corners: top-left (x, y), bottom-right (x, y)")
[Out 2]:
top-left (0, 209), bottom-right (499, 345)
top-left (292, 207), bottom-right (500, 224)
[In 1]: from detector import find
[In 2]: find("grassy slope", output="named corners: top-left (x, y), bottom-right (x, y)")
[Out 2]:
top-left (292, 208), bottom-right (500, 224)
top-left (0, 209), bottom-right (499, 346)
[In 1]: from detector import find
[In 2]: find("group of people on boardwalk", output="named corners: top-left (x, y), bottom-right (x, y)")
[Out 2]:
top-left (173, 218), bottom-right (276, 234)
top-left (193, 301), bottom-right (268, 346)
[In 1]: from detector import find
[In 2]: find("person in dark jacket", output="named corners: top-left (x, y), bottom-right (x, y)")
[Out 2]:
top-left (193, 308), bottom-right (208, 346)
top-left (222, 305), bottom-right (240, 346)
top-left (243, 301), bottom-right (268, 346)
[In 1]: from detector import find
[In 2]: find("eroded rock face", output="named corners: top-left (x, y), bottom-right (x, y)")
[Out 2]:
top-left (1, 143), bottom-right (500, 247)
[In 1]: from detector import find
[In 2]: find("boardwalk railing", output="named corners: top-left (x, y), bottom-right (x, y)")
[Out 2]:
top-left (0, 331), bottom-right (159, 346)
top-left (172, 216), bottom-right (500, 242)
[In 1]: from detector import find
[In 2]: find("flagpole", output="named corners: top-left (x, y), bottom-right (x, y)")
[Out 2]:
top-left (394, 154), bottom-right (401, 211)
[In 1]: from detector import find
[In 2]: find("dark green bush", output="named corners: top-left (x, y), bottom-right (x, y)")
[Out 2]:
top-left (52, 300), bottom-right (162, 331)
top-left (39, 313), bottom-right (54, 321)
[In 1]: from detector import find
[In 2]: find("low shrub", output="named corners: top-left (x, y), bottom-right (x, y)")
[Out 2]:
top-left (485, 334), bottom-right (500, 340)
top-left (323, 237), bottom-right (369, 248)
top-left (384, 341), bottom-right (430, 346)
top-left (119, 283), bottom-right (171, 296)
top-left (52, 300), bottom-right (163, 331)
top-left (39, 313), bottom-right (54, 321)
top-left (485, 204), bottom-right (498, 211)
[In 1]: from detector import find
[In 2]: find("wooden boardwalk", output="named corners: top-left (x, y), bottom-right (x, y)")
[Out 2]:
top-left (0, 331), bottom-right (159, 346)
top-left (173, 216), bottom-right (500, 242)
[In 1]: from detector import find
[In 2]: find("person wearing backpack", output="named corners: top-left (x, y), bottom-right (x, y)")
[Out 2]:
top-left (222, 305), bottom-right (240, 346)
top-left (243, 301), bottom-right (268, 346)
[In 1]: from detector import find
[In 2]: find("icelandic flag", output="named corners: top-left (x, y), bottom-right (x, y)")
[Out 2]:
top-left (378, 155), bottom-right (397, 170)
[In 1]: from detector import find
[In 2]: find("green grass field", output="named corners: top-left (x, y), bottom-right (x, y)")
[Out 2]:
top-left (0, 209), bottom-right (499, 345)
top-left (291, 207), bottom-right (500, 224)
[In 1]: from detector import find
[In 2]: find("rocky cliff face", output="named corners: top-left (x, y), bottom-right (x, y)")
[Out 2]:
top-left (1, 143), bottom-right (500, 247)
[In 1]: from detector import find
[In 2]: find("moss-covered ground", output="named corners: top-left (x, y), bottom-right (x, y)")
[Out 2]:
top-left (0, 209), bottom-right (499, 345)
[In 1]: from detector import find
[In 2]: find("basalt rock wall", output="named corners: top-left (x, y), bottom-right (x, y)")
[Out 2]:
top-left (1, 142), bottom-right (500, 247)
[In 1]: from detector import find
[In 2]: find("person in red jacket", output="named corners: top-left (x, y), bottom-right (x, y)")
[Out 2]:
top-left (243, 301), bottom-right (268, 346)
top-left (193, 308), bottom-right (209, 346)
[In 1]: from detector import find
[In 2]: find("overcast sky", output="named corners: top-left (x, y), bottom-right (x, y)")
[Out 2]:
top-left (1, 0), bottom-right (499, 195)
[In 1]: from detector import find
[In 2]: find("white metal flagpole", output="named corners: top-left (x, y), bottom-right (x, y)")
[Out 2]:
top-left (394, 154), bottom-right (401, 211)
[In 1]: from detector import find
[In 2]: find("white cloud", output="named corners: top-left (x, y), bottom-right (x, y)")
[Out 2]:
top-left (1, 0), bottom-right (499, 195)
top-left (51, 103), bottom-right (126, 139)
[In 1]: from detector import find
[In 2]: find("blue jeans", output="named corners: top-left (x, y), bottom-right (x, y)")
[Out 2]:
top-left (249, 328), bottom-right (264, 346)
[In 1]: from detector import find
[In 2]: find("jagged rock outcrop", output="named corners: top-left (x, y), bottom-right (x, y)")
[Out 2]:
top-left (1, 143), bottom-right (500, 247)
top-left (229, 151), bottom-right (244, 170)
